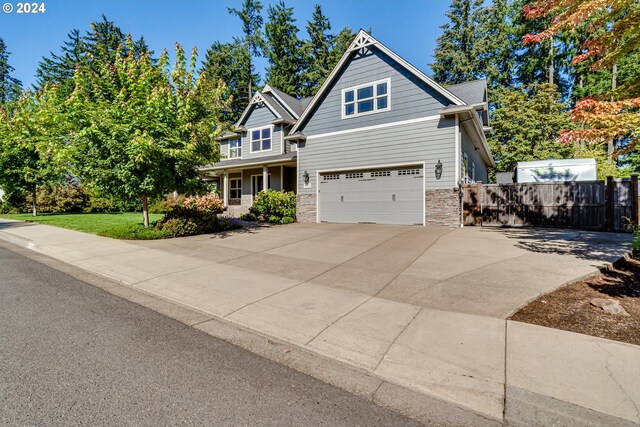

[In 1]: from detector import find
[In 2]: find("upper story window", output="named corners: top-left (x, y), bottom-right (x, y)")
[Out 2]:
top-left (251, 127), bottom-right (271, 152)
top-left (342, 78), bottom-right (390, 119)
top-left (229, 139), bottom-right (241, 158)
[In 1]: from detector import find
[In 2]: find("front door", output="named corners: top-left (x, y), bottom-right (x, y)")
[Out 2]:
top-left (252, 175), bottom-right (271, 199)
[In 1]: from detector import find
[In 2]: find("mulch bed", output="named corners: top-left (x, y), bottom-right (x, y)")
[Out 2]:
top-left (510, 257), bottom-right (640, 346)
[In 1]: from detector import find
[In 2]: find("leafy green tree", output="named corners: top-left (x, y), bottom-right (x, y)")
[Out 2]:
top-left (488, 83), bottom-right (574, 172)
top-left (228, 0), bottom-right (264, 99)
top-left (0, 86), bottom-right (67, 215)
top-left (69, 40), bottom-right (229, 227)
top-left (431, 0), bottom-right (485, 84)
top-left (0, 38), bottom-right (22, 104)
top-left (300, 4), bottom-right (333, 97)
top-left (264, 1), bottom-right (304, 97)
top-left (201, 39), bottom-right (260, 121)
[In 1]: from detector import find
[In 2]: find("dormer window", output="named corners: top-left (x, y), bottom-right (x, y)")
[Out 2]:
top-left (342, 78), bottom-right (390, 119)
top-left (251, 127), bottom-right (272, 152)
top-left (229, 139), bottom-right (241, 158)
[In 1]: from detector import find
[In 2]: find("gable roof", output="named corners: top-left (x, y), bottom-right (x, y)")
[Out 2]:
top-left (263, 85), bottom-right (305, 118)
top-left (446, 79), bottom-right (487, 106)
top-left (290, 29), bottom-right (466, 134)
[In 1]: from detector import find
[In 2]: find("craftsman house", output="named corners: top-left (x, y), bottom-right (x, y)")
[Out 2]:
top-left (201, 30), bottom-right (493, 227)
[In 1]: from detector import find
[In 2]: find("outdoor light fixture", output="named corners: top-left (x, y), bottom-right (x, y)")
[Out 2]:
top-left (303, 170), bottom-right (310, 185)
top-left (435, 160), bottom-right (443, 180)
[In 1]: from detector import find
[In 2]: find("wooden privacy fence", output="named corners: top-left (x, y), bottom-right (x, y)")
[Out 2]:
top-left (462, 176), bottom-right (639, 232)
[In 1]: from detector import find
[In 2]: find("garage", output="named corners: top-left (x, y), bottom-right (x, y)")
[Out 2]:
top-left (318, 166), bottom-right (424, 225)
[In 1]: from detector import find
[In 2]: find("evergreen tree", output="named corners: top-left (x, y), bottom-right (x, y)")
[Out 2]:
top-left (35, 15), bottom-right (150, 98)
top-left (264, 1), bottom-right (304, 97)
top-left (201, 39), bottom-right (260, 121)
top-left (0, 38), bottom-right (22, 104)
top-left (328, 27), bottom-right (355, 70)
top-left (228, 0), bottom-right (264, 100)
top-left (431, 0), bottom-right (485, 84)
top-left (300, 4), bottom-right (333, 97)
top-left (475, 0), bottom-right (516, 88)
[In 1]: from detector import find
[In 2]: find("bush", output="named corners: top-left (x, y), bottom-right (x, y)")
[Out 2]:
top-left (159, 218), bottom-right (198, 237)
top-left (155, 193), bottom-right (227, 236)
top-left (249, 190), bottom-right (296, 224)
top-left (26, 185), bottom-right (89, 213)
top-left (239, 212), bottom-right (257, 221)
top-left (98, 223), bottom-right (169, 240)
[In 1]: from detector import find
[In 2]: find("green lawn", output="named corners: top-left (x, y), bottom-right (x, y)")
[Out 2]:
top-left (0, 212), bottom-right (166, 239)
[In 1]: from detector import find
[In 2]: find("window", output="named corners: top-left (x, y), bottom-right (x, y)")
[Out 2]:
top-left (342, 78), bottom-right (390, 118)
top-left (251, 127), bottom-right (272, 152)
top-left (229, 139), bottom-right (241, 158)
top-left (230, 178), bottom-right (242, 199)
top-left (371, 171), bottom-right (390, 177)
top-left (345, 172), bottom-right (364, 179)
top-left (398, 169), bottom-right (421, 176)
top-left (323, 174), bottom-right (340, 180)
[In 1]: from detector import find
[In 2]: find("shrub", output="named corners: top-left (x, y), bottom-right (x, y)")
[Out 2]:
top-left (239, 212), bottom-right (257, 221)
top-left (249, 190), bottom-right (296, 224)
top-left (26, 185), bottom-right (89, 213)
top-left (98, 223), bottom-right (169, 240)
top-left (159, 218), bottom-right (198, 237)
top-left (155, 193), bottom-right (227, 236)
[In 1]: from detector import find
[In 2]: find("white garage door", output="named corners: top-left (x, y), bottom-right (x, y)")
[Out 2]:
top-left (318, 167), bottom-right (424, 225)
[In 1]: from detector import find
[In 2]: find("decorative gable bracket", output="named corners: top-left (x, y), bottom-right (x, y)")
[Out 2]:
top-left (250, 92), bottom-right (267, 105)
top-left (347, 31), bottom-right (375, 52)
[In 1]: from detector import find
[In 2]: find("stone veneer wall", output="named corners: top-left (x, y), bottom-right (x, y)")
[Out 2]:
top-left (425, 189), bottom-right (462, 227)
top-left (296, 194), bottom-right (317, 223)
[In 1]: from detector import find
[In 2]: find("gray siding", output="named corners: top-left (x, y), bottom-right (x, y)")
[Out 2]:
top-left (241, 166), bottom-right (283, 195)
top-left (298, 118), bottom-right (456, 195)
top-left (461, 127), bottom-right (489, 183)
top-left (302, 46), bottom-right (451, 135)
top-left (241, 105), bottom-right (283, 159)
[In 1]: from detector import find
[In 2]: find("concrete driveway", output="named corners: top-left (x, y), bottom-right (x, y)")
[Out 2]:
top-left (0, 220), bottom-right (633, 423)
top-left (132, 223), bottom-right (631, 319)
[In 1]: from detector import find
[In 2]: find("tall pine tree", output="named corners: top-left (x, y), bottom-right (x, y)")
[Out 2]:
top-left (264, 1), bottom-right (304, 97)
top-left (0, 38), bottom-right (22, 104)
top-left (431, 0), bottom-right (485, 84)
top-left (475, 0), bottom-right (517, 88)
top-left (228, 0), bottom-right (264, 100)
top-left (35, 15), bottom-right (150, 98)
top-left (300, 4), bottom-right (333, 97)
top-left (201, 39), bottom-right (260, 121)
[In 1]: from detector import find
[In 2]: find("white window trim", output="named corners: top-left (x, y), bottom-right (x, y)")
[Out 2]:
top-left (251, 173), bottom-right (272, 199)
top-left (341, 78), bottom-right (391, 120)
top-left (229, 177), bottom-right (242, 199)
top-left (228, 138), bottom-right (242, 159)
top-left (248, 125), bottom-right (274, 154)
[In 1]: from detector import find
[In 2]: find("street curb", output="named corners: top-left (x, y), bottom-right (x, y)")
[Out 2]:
top-left (0, 237), bottom-right (501, 427)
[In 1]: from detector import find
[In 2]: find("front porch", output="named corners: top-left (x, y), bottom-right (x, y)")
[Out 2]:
top-left (201, 155), bottom-right (297, 217)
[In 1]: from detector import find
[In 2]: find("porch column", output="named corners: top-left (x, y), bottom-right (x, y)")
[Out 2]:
top-left (222, 172), bottom-right (229, 207)
top-left (262, 166), bottom-right (268, 192)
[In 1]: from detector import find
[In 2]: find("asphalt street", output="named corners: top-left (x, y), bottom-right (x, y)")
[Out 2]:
top-left (0, 243), bottom-right (422, 426)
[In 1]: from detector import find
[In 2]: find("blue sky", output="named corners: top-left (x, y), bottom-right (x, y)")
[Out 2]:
top-left (1, 0), bottom-right (451, 89)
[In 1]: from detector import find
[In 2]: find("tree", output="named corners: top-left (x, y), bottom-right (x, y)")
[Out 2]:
top-left (0, 38), bottom-right (22, 104)
top-left (475, 0), bottom-right (517, 88)
top-left (228, 0), bottom-right (264, 100)
top-left (300, 4), bottom-right (333, 97)
top-left (0, 87), bottom-right (67, 215)
top-left (264, 1), bottom-right (305, 97)
top-left (328, 27), bottom-right (355, 71)
top-left (35, 15), bottom-right (151, 98)
top-left (488, 83), bottom-right (574, 172)
top-left (69, 40), bottom-right (229, 227)
top-left (522, 0), bottom-right (640, 159)
top-left (431, 0), bottom-right (485, 84)
top-left (201, 39), bottom-right (259, 121)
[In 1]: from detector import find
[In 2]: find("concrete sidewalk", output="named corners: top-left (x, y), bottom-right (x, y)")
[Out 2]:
top-left (0, 219), bottom-right (637, 425)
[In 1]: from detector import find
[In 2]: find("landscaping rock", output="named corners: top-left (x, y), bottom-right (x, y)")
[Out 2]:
top-left (590, 298), bottom-right (630, 316)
